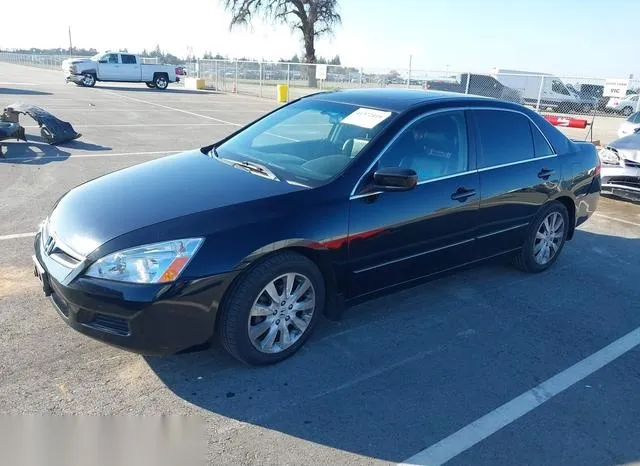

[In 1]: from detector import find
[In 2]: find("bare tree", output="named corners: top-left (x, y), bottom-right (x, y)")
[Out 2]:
top-left (221, 0), bottom-right (341, 87)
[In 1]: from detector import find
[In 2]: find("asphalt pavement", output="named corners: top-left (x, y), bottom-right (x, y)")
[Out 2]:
top-left (1, 63), bottom-right (639, 466)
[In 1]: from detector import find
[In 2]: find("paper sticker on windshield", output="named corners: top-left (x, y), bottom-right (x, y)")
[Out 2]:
top-left (341, 108), bottom-right (392, 129)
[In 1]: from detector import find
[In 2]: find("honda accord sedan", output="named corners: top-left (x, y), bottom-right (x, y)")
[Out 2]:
top-left (32, 89), bottom-right (601, 365)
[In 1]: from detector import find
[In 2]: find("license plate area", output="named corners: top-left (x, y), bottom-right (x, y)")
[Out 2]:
top-left (32, 255), bottom-right (53, 296)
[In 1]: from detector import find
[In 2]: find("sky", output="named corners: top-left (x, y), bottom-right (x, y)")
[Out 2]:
top-left (1, 0), bottom-right (637, 79)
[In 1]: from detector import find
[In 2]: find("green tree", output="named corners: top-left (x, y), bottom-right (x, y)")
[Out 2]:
top-left (221, 0), bottom-right (341, 87)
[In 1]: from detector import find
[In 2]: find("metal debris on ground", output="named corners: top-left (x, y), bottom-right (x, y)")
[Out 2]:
top-left (1, 103), bottom-right (82, 145)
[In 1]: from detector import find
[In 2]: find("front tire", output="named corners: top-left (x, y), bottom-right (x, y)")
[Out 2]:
top-left (218, 251), bottom-right (325, 365)
top-left (81, 73), bottom-right (96, 87)
top-left (515, 201), bottom-right (569, 273)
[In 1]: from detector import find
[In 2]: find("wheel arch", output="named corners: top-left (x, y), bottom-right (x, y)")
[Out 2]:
top-left (551, 195), bottom-right (576, 240)
top-left (215, 241), bottom-right (344, 331)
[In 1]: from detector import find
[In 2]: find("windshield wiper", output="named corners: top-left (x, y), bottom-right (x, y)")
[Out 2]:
top-left (220, 158), bottom-right (279, 181)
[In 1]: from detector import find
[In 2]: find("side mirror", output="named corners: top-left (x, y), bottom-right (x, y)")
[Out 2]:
top-left (372, 167), bottom-right (418, 191)
top-left (98, 60), bottom-right (108, 64)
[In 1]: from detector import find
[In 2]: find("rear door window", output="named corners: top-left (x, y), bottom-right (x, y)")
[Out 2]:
top-left (121, 54), bottom-right (137, 64)
top-left (472, 110), bottom-right (535, 168)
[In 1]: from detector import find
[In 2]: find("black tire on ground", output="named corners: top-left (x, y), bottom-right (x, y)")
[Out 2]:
top-left (218, 251), bottom-right (325, 365)
top-left (153, 73), bottom-right (169, 90)
top-left (514, 201), bottom-right (570, 273)
top-left (81, 73), bottom-right (96, 87)
top-left (145, 82), bottom-right (156, 88)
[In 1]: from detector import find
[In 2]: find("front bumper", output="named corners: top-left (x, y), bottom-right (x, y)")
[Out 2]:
top-left (33, 232), bottom-right (233, 355)
top-left (601, 165), bottom-right (640, 202)
top-left (65, 73), bottom-right (84, 84)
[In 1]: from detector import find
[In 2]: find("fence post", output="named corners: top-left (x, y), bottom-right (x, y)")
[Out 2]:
top-left (259, 61), bottom-right (263, 98)
top-left (536, 76), bottom-right (544, 112)
top-left (359, 67), bottom-right (363, 87)
top-left (287, 63), bottom-right (290, 98)
top-left (214, 60), bottom-right (218, 91)
top-left (407, 54), bottom-right (412, 89)
top-left (464, 73), bottom-right (471, 94)
top-left (235, 59), bottom-right (239, 94)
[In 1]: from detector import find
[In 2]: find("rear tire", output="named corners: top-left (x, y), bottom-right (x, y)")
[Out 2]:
top-left (218, 251), bottom-right (325, 365)
top-left (153, 73), bottom-right (169, 90)
top-left (145, 82), bottom-right (156, 88)
top-left (514, 201), bottom-right (569, 273)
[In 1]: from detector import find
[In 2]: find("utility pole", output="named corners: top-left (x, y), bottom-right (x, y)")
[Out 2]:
top-left (68, 26), bottom-right (73, 56)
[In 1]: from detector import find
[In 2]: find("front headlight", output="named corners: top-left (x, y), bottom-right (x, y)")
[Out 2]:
top-left (599, 148), bottom-right (620, 165)
top-left (85, 238), bottom-right (204, 284)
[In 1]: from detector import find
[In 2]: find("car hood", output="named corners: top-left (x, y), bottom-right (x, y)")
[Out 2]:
top-left (63, 58), bottom-right (93, 66)
top-left (47, 149), bottom-right (305, 257)
top-left (607, 133), bottom-right (640, 162)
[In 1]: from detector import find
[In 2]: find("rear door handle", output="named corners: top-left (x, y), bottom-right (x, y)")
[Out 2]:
top-left (538, 168), bottom-right (555, 179)
top-left (451, 187), bottom-right (477, 202)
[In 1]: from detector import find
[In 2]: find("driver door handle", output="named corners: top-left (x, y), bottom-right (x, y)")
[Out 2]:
top-left (538, 168), bottom-right (554, 179)
top-left (451, 187), bottom-right (476, 202)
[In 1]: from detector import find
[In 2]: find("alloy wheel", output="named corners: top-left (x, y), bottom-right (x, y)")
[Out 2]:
top-left (247, 273), bottom-right (315, 354)
top-left (533, 212), bottom-right (565, 265)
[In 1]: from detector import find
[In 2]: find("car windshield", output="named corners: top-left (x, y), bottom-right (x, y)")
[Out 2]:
top-left (213, 98), bottom-right (397, 187)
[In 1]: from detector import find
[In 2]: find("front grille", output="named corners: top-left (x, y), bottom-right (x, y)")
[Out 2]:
top-left (40, 220), bottom-right (84, 268)
top-left (86, 313), bottom-right (130, 336)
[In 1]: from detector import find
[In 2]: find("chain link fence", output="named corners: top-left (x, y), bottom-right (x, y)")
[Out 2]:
top-left (2, 52), bottom-right (639, 120)
top-left (0, 52), bottom-right (160, 71)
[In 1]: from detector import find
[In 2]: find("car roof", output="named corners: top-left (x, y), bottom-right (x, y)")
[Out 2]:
top-left (303, 88), bottom-right (495, 112)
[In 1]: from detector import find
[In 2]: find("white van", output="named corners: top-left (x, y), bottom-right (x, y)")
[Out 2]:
top-left (491, 68), bottom-right (580, 112)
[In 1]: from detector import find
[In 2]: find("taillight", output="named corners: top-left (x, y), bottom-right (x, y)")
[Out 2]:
top-left (594, 155), bottom-right (601, 177)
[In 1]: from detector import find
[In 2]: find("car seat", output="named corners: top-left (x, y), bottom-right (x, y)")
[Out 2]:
top-left (398, 115), bottom-right (462, 180)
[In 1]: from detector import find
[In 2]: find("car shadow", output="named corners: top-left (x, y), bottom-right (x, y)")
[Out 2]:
top-left (95, 85), bottom-right (221, 95)
top-left (144, 228), bottom-right (640, 463)
top-left (0, 87), bottom-right (53, 96)
top-left (23, 134), bottom-right (110, 151)
top-left (0, 141), bottom-right (71, 164)
top-left (0, 139), bottom-right (111, 164)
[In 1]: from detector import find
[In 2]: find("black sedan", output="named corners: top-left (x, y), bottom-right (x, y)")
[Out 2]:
top-left (32, 89), bottom-right (602, 365)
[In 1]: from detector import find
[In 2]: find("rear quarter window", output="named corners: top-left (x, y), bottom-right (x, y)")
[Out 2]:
top-left (530, 122), bottom-right (554, 157)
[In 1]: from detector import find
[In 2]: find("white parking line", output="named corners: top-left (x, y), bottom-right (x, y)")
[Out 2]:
top-left (0, 232), bottom-right (36, 241)
top-left (98, 89), bottom-right (243, 126)
top-left (399, 326), bottom-right (640, 466)
top-left (5, 149), bottom-right (187, 162)
top-left (594, 213), bottom-right (640, 229)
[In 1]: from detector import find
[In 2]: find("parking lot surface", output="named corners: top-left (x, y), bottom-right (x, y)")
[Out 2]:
top-left (1, 63), bottom-right (640, 465)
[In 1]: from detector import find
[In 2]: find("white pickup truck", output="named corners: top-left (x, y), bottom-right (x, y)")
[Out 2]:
top-left (62, 52), bottom-right (179, 90)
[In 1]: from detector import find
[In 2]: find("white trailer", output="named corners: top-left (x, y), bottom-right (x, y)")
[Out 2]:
top-left (491, 68), bottom-right (580, 112)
